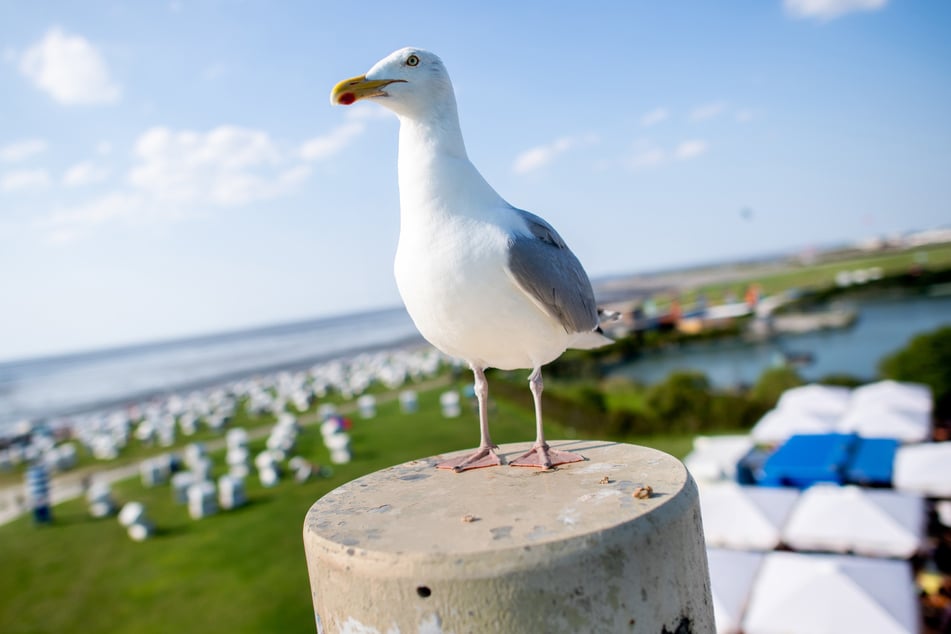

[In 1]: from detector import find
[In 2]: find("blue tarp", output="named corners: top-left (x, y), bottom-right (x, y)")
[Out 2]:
top-left (844, 437), bottom-right (899, 487)
top-left (759, 433), bottom-right (858, 488)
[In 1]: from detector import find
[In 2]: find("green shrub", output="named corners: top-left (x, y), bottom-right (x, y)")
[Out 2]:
top-left (879, 325), bottom-right (951, 417)
top-left (818, 373), bottom-right (865, 388)
top-left (749, 366), bottom-right (804, 408)
top-left (488, 374), bottom-right (607, 436)
top-left (545, 349), bottom-right (604, 380)
top-left (709, 392), bottom-right (768, 431)
top-left (645, 371), bottom-right (712, 434)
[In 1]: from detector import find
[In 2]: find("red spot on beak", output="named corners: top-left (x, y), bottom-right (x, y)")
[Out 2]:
top-left (338, 92), bottom-right (356, 105)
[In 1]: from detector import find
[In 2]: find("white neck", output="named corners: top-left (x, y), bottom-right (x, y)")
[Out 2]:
top-left (396, 107), bottom-right (504, 226)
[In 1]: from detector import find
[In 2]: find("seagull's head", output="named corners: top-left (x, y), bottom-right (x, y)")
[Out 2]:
top-left (330, 48), bottom-right (455, 119)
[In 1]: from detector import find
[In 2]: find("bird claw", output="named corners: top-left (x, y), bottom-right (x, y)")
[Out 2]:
top-left (510, 444), bottom-right (584, 470)
top-left (437, 446), bottom-right (503, 472)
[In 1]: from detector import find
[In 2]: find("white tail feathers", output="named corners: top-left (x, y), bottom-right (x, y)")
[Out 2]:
top-left (568, 329), bottom-right (614, 350)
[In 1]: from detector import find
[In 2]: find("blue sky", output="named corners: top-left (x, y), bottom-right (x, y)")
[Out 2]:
top-left (1, 0), bottom-right (949, 361)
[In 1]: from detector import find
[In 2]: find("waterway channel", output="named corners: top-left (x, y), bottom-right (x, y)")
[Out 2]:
top-left (610, 294), bottom-right (951, 388)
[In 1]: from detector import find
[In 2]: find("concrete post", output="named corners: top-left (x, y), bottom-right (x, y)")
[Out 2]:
top-left (303, 441), bottom-right (714, 633)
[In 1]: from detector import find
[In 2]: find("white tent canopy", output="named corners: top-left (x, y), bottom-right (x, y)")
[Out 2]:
top-left (893, 442), bottom-right (951, 497)
top-left (777, 384), bottom-right (852, 419)
top-left (699, 482), bottom-right (800, 551)
top-left (684, 435), bottom-right (754, 482)
top-left (754, 380), bottom-right (935, 445)
top-left (782, 485), bottom-right (925, 558)
top-left (706, 548), bottom-right (764, 634)
top-left (743, 552), bottom-right (918, 634)
top-left (750, 407), bottom-right (840, 445)
top-left (839, 406), bottom-right (930, 443)
top-left (850, 380), bottom-right (932, 415)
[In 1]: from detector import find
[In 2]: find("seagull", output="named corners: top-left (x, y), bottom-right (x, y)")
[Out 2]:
top-left (331, 48), bottom-right (612, 471)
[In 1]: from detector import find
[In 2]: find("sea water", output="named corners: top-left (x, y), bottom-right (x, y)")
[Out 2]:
top-left (0, 307), bottom-right (421, 431)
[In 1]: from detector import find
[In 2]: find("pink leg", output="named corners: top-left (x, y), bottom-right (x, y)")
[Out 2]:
top-left (437, 365), bottom-right (503, 472)
top-left (510, 367), bottom-right (584, 469)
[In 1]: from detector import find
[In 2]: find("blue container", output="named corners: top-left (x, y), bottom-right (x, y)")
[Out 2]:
top-left (844, 437), bottom-right (899, 487)
top-left (759, 433), bottom-right (858, 488)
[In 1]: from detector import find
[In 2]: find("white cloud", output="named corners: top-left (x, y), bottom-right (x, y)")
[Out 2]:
top-left (25, 124), bottom-right (317, 245)
top-left (46, 192), bottom-right (139, 227)
top-left (735, 108), bottom-right (755, 123)
top-left (514, 138), bottom-right (572, 174)
top-left (675, 140), bottom-right (708, 160)
top-left (628, 146), bottom-right (666, 170)
top-left (0, 139), bottom-right (48, 162)
top-left (279, 164), bottom-right (312, 185)
top-left (299, 122), bottom-right (366, 161)
top-left (512, 134), bottom-right (598, 174)
top-left (640, 107), bottom-right (669, 127)
top-left (37, 124), bottom-right (314, 242)
top-left (626, 139), bottom-right (709, 170)
top-left (784, 0), bottom-right (887, 20)
top-left (297, 106), bottom-right (392, 161)
top-left (1, 169), bottom-right (51, 191)
top-left (63, 161), bottom-right (110, 186)
top-left (690, 102), bottom-right (727, 121)
top-left (39, 192), bottom-right (144, 244)
top-left (18, 27), bottom-right (121, 105)
top-left (129, 125), bottom-right (300, 206)
top-left (96, 141), bottom-right (113, 155)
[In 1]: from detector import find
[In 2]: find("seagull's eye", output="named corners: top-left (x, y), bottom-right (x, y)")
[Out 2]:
top-left (406, 54), bottom-right (420, 67)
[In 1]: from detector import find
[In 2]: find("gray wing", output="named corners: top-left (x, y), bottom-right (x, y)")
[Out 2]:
top-left (507, 208), bottom-right (600, 334)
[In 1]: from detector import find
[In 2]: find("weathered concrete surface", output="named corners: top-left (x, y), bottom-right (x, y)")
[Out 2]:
top-left (303, 440), bottom-right (714, 633)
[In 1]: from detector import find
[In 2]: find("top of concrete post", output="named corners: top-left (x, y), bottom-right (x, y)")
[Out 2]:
top-left (303, 440), bottom-right (713, 633)
top-left (305, 440), bottom-right (694, 564)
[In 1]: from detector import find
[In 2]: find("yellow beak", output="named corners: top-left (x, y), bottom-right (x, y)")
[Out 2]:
top-left (330, 75), bottom-right (406, 106)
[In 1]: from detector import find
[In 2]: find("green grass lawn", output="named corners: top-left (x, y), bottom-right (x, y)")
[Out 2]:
top-left (0, 381), bottom-right (697, 634)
